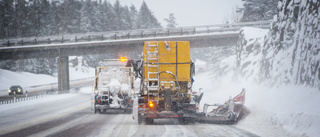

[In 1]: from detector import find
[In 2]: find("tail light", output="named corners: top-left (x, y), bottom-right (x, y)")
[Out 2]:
top-left (138, 105), bottom-right (147, 108)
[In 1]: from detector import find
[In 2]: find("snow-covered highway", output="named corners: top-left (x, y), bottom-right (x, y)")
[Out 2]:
top-left (0, 87), bottom-right (258, 137)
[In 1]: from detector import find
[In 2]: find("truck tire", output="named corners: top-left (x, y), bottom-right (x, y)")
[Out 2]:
top-left (125, 109), bottom-right (133, 114)
top-left (138, 115), bottom-right (145, 124)
top-left (146, 117), bottom-right (154, 124)
top-left (178, 117), bottom-right (189, 125)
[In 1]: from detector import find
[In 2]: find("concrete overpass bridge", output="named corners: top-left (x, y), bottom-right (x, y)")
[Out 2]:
top-left (0, 21), bottom-right (271, 92)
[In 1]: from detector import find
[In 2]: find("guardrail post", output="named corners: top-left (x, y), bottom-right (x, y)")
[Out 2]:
top-left (88, 35), bottom-right (91, 41)
top-left (207, 26), bottom-right (210, 33)
top-left (21, 39), bottom-right (24, 45)
top-left (75, 36), bottom-right (77, 42)
top-left (193, 27), bottom-right (196, 34)
top-left (114, 33), bottom-right (117, 40)
top-left (155, 31), bottom-right (157, 37)
top-left (101, 35), bottom-right (104, 40)
top-left (7, 40), bottom-right (10, 46)
top-left (167, 30), bottom-right (170, 36)
top-left (34, 39), bottom-right (37, 45)
top-left (48, 38), bottom-right (51, 44)
top-left (180, 28), bottom-right (183, 35)
top-left (141, 31), bottom-right (143, 38)
top-left (61, 37), bottom-right (64, 43)
top-left (127, 32), bottom-right (130, 39)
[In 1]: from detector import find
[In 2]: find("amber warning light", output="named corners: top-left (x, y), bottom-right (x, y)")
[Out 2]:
top-left (120, 57), bottom-right (128, 62)
top-left (148, 101), bottom-right (154, 108)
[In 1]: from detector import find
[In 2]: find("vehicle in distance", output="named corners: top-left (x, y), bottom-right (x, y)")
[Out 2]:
top-left (8, 85), bottom-right (23, 95)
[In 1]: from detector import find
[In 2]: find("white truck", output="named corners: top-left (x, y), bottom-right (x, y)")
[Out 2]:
top-left (92, 57), bottom-right (135, 114)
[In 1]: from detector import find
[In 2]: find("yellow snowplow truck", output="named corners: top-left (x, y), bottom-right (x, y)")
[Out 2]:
top-left (136, 41), bottom-right (199, 124)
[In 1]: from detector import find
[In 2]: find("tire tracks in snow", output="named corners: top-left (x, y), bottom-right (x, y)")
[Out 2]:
top-left (188, 124), bottom-right (207, 137)
top-left (0, 95), bottom-right (89, 136)
top-left (47, 113), bottom-right (118, 137)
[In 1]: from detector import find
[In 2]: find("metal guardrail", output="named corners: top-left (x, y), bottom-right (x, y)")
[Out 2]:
top-left (0, 94), bottom-right (52, 105)
top-left (0, 21), bottom-right (271, 47)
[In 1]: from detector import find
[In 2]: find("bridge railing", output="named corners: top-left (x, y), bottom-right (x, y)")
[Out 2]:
top-left (0, 21), bottom-right (271, 47)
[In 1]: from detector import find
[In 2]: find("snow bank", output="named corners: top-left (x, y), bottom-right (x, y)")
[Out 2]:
top-left (0, 69), bottom-right (56, 90)
top-left (239, 84), bottom-right (320, 137)
top-left (195, 69), bottom-right (320, 137)
top-left (0, 94), bottom-right (76, 111)
top-left (195, 23), bottom-right (320, 136)
top-left (0, 56), bottom-right (94, 91)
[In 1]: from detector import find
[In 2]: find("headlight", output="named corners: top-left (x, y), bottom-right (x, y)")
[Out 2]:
top-left (8, 89), bottom-right (11, 93)
top-left (18, 88), bottom-right (21, 92)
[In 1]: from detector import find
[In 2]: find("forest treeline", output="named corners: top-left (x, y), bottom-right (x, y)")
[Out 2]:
top-left (0, 0), bottom-right (161, 39)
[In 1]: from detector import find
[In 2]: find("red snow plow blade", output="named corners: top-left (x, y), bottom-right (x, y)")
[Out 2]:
top-left (196, 89), bottom-right (246, 124)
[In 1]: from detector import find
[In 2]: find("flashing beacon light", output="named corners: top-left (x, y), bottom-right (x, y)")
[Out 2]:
top-left (120, 57), bottom-right (128, 62)
top-left (148, 101), bottom-right (154, 108)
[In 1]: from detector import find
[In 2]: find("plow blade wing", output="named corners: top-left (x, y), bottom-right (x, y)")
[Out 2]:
top-left (196, 89), bottom-right (246, 124)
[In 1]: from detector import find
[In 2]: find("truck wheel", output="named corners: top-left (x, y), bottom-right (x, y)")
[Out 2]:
top-left (178, 118), bottom-right (189, 125)
top-left (138, 115), bottom-right (145, 124)
top-left (94, 108), bottom-right (97, 114)
top-left (188, 118), bottom-right (196, 124)
top-left (125, 109), bottom-right (133, 114)
top-left (146, 118), bottom-right (154, 124)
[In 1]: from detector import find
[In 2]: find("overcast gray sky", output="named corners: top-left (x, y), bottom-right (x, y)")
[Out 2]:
top-left (108, 0), bottom-right (244, 27)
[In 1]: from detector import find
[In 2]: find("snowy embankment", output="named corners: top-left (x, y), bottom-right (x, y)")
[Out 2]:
top-left (0, 56), bottom-right (95, 92)
top-left (200, 27), bottom-right (320, 137)
top-left (195, 69), bottom-right (320, 137)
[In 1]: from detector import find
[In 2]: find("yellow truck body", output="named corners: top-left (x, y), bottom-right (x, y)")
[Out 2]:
top-left (143, 41), bottom-right (191, 82)
top-left (138, 41), bottom-right (196, 124)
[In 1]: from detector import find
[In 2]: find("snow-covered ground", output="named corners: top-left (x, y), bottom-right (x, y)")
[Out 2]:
top-left (194, 70), bottom-right (320, 137)
top-left (2, 68), bottom-right (319, 136)
top-left (0, 56), bottom-right (95, 91)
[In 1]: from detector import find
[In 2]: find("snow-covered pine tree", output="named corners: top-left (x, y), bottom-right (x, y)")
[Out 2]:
top-left (164, 13), bottom-right (177, 28)
top-left (137, 1), bottom-right (161, 29)
top-left (113, 0), bottom-right (125, 30)
top-left (59, 0), bottom-right (82, 34)
top-left (0, 0), bottom-right (15, 38)
top-left (240, 0), bottom-right (278, 22)
top-left (101, 0), bottom-right (116, 31)
top-left (14, 0), bottom-right (29, 37)
top-left (129, 4), bottom-right (138, 30)
top-left (80, 0), bottom-right (101, 32)
top-left (122, 6), bottom-right (132, 30)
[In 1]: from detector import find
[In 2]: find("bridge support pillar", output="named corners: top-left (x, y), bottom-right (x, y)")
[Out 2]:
top-left (58, 56), bottom-right (70, 93)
